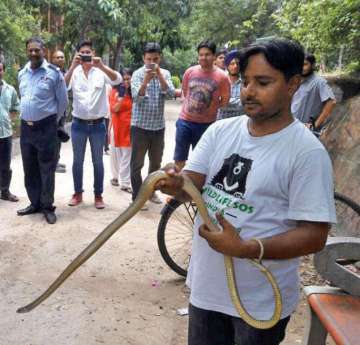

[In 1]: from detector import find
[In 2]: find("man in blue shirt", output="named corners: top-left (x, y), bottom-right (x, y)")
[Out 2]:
top-left (17, 37), bottom-right (68, 224)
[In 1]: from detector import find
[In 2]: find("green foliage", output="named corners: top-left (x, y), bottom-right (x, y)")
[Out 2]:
top-left (52, 0), bottom-right (191, 69)
top-left (1, 0), bottom-right (358, 77)
top-left (4, 65), bottom-right (19, 89)
top-left (0, 0), bottom-right (42, 68)
top-left (274, 0), bottom-right (360, 72)
top-left (183, 0), bottom-right (280, 48)
top-left (171, 75), bottom-right (181, 89)
top-left (162, 48), bottom-right (196, 77)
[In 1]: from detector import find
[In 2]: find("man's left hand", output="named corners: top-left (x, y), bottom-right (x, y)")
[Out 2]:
top-left (92, 57), bottom-right (105, 69)
top-left (199, 213), bottom-right (246, 257)
top-left (155, 64), bottom-right (162, 77)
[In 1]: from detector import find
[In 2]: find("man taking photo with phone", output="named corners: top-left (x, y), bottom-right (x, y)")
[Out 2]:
top-left (130, 42), bottom-right (175, 209)
top-left (65, 39), bottom-right (122, 209)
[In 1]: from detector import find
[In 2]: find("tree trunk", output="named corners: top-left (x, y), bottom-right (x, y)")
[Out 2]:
top-left (110, 37), bottom-right (123, 70)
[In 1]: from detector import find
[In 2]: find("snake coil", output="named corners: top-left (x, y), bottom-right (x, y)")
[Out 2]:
top-left (17, 170), bottom-right (282, 329)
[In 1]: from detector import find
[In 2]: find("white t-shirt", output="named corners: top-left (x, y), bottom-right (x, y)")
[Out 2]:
top-left (185, 116), bottom-right (336, 320)
top-left (69, 66), bottom-right (122, 119)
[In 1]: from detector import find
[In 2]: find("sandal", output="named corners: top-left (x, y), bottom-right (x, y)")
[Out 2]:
top-left (110, 178), bottom-right (119, 186)
top-left (120, 186), bottom-right (132, 194)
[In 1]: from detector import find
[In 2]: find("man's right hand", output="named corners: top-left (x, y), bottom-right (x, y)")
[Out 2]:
top-left (70, 54), bottom-right (81, 70)
top-left (155, 163), bottom-right (184, 196)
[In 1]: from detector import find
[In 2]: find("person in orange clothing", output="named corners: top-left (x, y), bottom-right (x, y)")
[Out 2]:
top-left (109, 68), bottom-right (133, 193)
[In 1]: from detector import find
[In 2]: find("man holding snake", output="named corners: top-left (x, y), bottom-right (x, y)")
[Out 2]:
top-left (157, 38), bottom-right (336, 345)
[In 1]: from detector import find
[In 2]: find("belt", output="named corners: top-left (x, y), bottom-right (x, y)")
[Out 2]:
top-left (74, 117), bottom-right (104, 125)
top-left (22, 114), bottom-right (57, 127)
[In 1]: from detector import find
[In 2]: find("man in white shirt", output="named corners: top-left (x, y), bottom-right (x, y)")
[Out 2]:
top-left (65, 40), bottom-right (122, 209)
top-left (157, 39), bottom-right (336, 345)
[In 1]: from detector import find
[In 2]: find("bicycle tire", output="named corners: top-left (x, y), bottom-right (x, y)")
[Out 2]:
top-left (157, 199), bottom-right (196, 277)
top-left (333, 192), bottom-right (360, 237)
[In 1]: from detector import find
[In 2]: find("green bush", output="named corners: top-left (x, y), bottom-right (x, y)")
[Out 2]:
top-left (4, 65), bottom-right (19, 90)
top-left (171, 75), bottom-right (181, 89)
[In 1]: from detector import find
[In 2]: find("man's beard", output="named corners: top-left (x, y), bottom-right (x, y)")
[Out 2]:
top-left (302, 69), bottom-right (314, 77)
top-left (30, 57), bottom-right (43, 69)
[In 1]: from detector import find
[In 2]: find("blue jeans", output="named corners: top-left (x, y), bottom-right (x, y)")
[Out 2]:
top-left (174, 119), bottom-right (213, 161)
top-left (71, 118), bottom-right (106, 196)
top-left (188, 304), bottom-right (290, 345)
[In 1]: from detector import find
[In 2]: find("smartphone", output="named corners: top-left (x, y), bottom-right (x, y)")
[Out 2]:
top-left (80, 54), bottom-right (92, 62)
top-left (145, 63), bottom-right (156, 70)
top-left (117, 84), bottom-right (126, 97)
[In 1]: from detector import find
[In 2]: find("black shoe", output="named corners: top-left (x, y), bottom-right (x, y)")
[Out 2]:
top-left (1, 191), bottom-right (19, 202)
top-left (43, 210), bottom-right (57, 224)
top-left (17, 205), bottom-right (40, 216)
top-left (57, 163), bottom-right (66, 168)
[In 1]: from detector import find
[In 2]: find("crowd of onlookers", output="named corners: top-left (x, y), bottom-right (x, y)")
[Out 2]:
top-left (0, 37), bottom-right (336, 225)
top-left (0, 36), bottom-right (338, 345)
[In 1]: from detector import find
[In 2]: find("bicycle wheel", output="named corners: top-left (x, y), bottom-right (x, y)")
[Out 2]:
top-left (157, 199), bottom-right (196, 277)
top-left (333, 192), bottom-right (360, 237)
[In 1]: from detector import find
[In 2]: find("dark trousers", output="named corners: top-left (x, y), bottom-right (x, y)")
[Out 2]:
top-left (20, 115), bottom-right (58, 210)
top-left (188, 304), bottom-right (290, 345)
top-left (56, 141), bottom-right (62, 165)
top-left (104, 118), bottom-right (110, 152)
top-left (0, 136), bottom-right (12, 193)
top-left (56, 114), bottom-right (66, 165)
top-left (130, 126), bottom-right (164, 200)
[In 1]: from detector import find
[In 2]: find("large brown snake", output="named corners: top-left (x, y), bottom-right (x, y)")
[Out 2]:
top-left (17, 170), bottom-right (282, 329)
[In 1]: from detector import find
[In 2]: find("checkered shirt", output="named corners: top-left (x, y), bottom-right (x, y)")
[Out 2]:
top-left (131, 66), bottom-right (175, 130)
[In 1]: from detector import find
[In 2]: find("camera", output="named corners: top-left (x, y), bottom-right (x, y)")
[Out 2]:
top-left (80, 54), bottom-right (92, 62)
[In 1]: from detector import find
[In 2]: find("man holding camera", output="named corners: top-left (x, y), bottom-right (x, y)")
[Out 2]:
top-left (65, 39), bottom-right (122, 209)
top-left (130, 42), bottom-right (175, 208)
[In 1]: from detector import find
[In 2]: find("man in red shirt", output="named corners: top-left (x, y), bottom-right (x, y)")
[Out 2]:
top-left (174, 40), bottom-right (230, 169)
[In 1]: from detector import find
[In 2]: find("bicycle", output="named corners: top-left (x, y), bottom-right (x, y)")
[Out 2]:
top-left (157, 192), bottom-right (360, 277)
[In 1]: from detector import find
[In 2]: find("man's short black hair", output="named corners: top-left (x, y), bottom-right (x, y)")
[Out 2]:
top-left (26, 37), bottom-right (45, 49)
top-left (305, 53), bottom-right (316, 65)
top-left (216, 48), bottom-right (228, 57)
top-left (76, 39), bottom-right (93, 51)
top-left (197, 40), bottom-right (217, 55)
top-left (239, 38), bottom-right (304, 81)
top-left (143, 42), bottom-right (161, 54)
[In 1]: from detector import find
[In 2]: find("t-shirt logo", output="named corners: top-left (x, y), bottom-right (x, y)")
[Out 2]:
top-left (187, 77), bottom-right (217, 114)
top-left (210, 154), bottom-right (253, 199)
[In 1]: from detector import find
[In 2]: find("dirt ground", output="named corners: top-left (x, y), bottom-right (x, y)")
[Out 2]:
top-left (0, 101), bottom-right (333, 344)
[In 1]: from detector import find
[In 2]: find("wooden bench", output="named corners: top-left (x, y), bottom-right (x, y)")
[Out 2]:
top-left (302, 237), bottom-right (360, 345)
